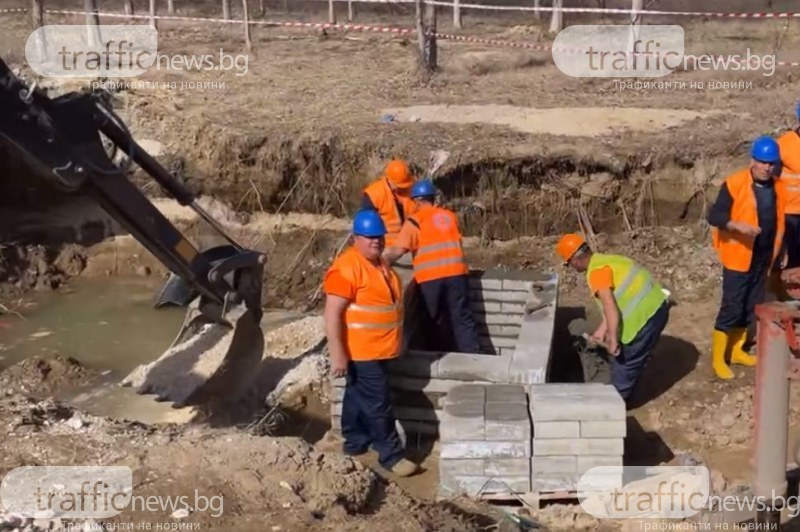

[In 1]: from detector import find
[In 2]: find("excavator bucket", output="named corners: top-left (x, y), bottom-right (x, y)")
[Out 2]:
top-left (121, 246), bottom-right (266, 407)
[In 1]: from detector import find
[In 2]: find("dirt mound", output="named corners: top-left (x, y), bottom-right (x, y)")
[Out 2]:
top-left (0, 244), bottom-right (87, 300)
top-left (0, 355), bottom-right (99, 398)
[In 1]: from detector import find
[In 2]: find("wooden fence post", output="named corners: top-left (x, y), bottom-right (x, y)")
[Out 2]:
top-left (549, 0), bottom-right (563, 33)
top-left (533, 0), bottom-right (541, 20)
top-left (222, 0), bottom-right (231, 20)
top-left (425, 1), bottom-right (437, 70)
top-left (328, 0), bottom-right (335, 23)
top-left (242, 0), bottom-right (252, 50)
top-left (150, 0), bottom-right (157, 28)
top-left (168, 0), bottom-right (175, 14)
top-left (31, 0), bottom-right (47, 60)
top-left (124, 0), bottom-right (134, 16)
top-left (453, 0), bottom-right (461, 29)
top-left (85, 0), bottom-right (102, 47)
top-left (348, 0), bottom-right (355, 22)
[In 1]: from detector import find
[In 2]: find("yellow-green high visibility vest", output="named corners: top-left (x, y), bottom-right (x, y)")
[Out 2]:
top-left (586, 253), bottom-right (667, 345)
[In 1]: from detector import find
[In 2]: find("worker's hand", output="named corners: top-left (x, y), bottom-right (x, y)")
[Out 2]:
top-left (330, 351), bottom-right (349, 378)
top-left (728, 221), bottom-right (761, 237)
top-left (605, 335), bottom-right (620, 357)
top-left (589, 329), bottom-right (605, 345)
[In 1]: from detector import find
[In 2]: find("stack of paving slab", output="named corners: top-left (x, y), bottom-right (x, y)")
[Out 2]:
top-left (437, 382), bottom-right (625, 498)
top-left (438, 384), bottom-right (532, 497)
top-left (329, 269), bottom-right (559, 437)
top-left (530, 383), bottom-right (625, 493)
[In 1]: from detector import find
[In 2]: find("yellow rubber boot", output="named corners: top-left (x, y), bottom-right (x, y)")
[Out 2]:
top-left (712, 329), bottom-right (734, 380)
top-left (730, 328), bottom-right (757, 367)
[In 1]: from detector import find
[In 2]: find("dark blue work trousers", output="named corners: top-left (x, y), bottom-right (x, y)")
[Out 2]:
top-left (785, 214), bottom-right (800, 269)
top-left (341, 360), bottom-right (404, 470)
top-left (611, 301), bottom-right (670, 401)
top-left (714, 259), bottom-right (771, 334)
top-left (418, 274), bottom-right (481, 353)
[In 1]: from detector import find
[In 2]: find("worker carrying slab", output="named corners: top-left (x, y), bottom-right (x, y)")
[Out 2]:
top-left (556, 234), bottom-right (670, 403)
top-left (383, 180), bottom-right (482, 354)
top-left (322, 209), bottom-right (419, 477)
top-left (361, 159), bottom-right (418, 248)
top-left (707, 135), bottom-right (785, 380)
top-left (776, 103), bottom-right (800, 268)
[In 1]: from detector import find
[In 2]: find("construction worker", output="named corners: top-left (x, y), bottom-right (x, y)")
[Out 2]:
top-left (707, 136), bottom-right (785, 380)
top-left (777, 102), bottom-right (800, 268)
top-left (555, 234), bottom-right (670, 404)
top-left (322, 209), bottom-right (419, 477)
top-left (362, 159), bottom-right (417, 248)
top-left (382, 180), bottom-right (481, 353)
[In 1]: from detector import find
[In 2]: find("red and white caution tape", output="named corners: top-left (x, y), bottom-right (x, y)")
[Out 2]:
top-left (2, 7), bottom-right (797, 67)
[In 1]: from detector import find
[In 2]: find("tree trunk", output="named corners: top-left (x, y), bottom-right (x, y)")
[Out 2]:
top-left (415, 0), bottom-right (425, 64)
top-left (328, 0), bottom-right (335, 23)
top-left (549, 0), bottom-right (563, 33)
top-left (168, 0), bottom-right (175, 13)
top-left (259, 0), bottom-right (265, 16)
top-left (453, 0), bottom-right (461, 28)
top-left (31, 0), bottom-right (47, 61)
top-left (425, 2), bottom-right (437, 70)
top-left (242, 0), bottom-right (252, 50)
top-left (124, 0), bottom-right (134, 15)
top-left (533, 0), bottom-right (541, 21)
top-left (85, 0), bottom-right (102, 47)
top-left (347, 0), bottom-right (354, 21)
top-left (629, 0), bottom-right (643, 59)
top-left (222, 0), bottom-right (231, 20)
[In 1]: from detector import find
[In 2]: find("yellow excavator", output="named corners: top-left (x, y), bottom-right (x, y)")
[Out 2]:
top-left (0, 57), bottom-right (266, 408)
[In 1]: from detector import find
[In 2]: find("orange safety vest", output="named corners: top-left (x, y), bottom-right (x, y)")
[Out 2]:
top-left (407, 205), bottom-right (469, 283)
top-left (363, 179), bottom-right (417, 246)
top-left (712, 168), bottom-right (785, 273)
top-left (777, 130), bottom-right (800, 214)
top-left (330, 246), bottom-right (403, 361)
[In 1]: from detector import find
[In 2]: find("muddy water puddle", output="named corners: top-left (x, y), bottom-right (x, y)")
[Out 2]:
top-left (0, 276), bottom-right (308, 424)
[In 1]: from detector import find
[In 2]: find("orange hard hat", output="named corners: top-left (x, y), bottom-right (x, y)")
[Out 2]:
top-left (556, 233), bottom-right (586, 263)
top-left (384, 159), bottom-right (414, 189)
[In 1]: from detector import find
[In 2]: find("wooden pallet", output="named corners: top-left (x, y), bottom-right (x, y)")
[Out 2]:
top-left (475, 490), bottom-right (581, 510)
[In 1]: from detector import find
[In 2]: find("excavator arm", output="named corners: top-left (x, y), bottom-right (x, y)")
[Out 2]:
top-left (0, 57), bottom-right (266, 407)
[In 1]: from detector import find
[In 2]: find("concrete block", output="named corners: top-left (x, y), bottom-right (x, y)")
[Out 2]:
top-left (485, 458), bottom-right (530, 477)
top-left (485, 384), bottom-right (527, 404)
top-left (480, 335), bottom-right (517, 349)
top-left (439, 459), bottom-right (485, 476)
top-left (533, 438), bottom-right (624, 456)
top-left (532, 456), bottom-right (577, 474)
top-left (331, 387), bottom-right (345, 402)
top-left (440, 440), bottom-right (531, 459)
top-left (530, 475), bottom-right (579, 492)
top-left (483, 313), bottom-right (523, 326)
top-left (507, 364), bottom-right (547, 385)
top-left (444, 384), bottom-right (486, 405)
top-left (468, 278), bottom-right (503, 291)
top-left (469, 289), bottom-right (502, 303)
top-left (529, 386), bottom-right (625, 422)
top-left (486, 325), bottom-right (522, 338)
top-left (484, 402), bottom-right (530, 441)
top-left (502, 302), bottom-right (527, 314)
top-left (332, 377), bottom-right (346, 388)
top-left (502, 279), bottom-right (534, 291)
top-left (437, 353), bottom-right (511, 382)
top-left (580, 420), bottom-right (627, 438)
top-left (440, 474), bottom-right (530, 497)
top-left (576, 456), bottom-right (624, 474)
top-left (472, 302), bottom-right (502, 313)
top-left (389, 376), bottom-right (487, 394)
top-left (388, 354), bottom-right (439, 378)
top-left (530, 383), bottom-right (614, 395)
top-left (331, 402), bottom-right (342, 416)
top-left (534, 421), bottom-right (580, 439)
top-left (331, 416), bottom-right (341, 430)
top-left (440, 402), bottom-right (484, 441)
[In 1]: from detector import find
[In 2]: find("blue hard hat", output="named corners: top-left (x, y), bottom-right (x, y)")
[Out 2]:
top-left (410, 179), bottom-right (437, 199)
top-left (751, 135), bottom-right (781, 163)
top-left (352, 209), bottom-right (387, 237)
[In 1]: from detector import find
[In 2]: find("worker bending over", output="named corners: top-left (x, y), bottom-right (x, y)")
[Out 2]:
top-left (362, 159), bottom-right (417, 248)
top-left (383, 180), bottom-right (481, 354)
top-left (556, 234), bottom-right (670, 404)
top-left (777, 103), bottom-right (800, 268)
top-left (707, 136), bottom-right (785, 380)
top-left (323, 209), bottom-right (419, 477)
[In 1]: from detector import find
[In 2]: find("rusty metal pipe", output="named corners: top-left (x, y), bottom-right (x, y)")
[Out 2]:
top-left (753, 303), bottom-right (793, 524)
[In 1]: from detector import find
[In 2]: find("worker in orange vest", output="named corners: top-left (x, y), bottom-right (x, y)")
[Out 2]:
top-left (361, 159), bottom-right (417, 248)
top-left (776, 102), bottom-right (800, 268)
top-left (323, 209), bottom-right (419, 477)
top-left (382, 180), bottom-right (481, 353)
top-left (707, 136), bottom-right (785, 380)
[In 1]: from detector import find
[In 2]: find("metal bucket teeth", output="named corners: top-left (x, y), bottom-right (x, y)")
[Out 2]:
top-left (120, 298), bottom-right (264, 407)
